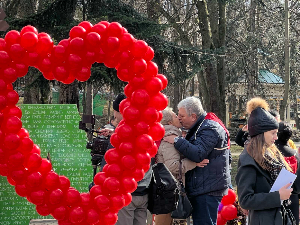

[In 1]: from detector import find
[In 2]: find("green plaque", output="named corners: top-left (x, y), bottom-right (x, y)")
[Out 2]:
top-left (0, 104), bottom-right (93, 225)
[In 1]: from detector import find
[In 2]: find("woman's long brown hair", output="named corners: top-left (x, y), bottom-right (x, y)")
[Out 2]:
top-left (247, 133), bottom-right (292, 172)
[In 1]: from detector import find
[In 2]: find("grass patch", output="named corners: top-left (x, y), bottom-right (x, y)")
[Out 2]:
top-left (230, 144), bottom-right (243, 153)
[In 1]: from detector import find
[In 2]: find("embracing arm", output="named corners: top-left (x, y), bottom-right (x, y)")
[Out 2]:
top-left (174, 127), bottom-right (219, 163)
top-left (236, 165), bottom-right (281, 210)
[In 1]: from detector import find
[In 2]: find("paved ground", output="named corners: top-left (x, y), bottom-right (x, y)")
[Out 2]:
top-left (29, 220), bottom-right (57, 225)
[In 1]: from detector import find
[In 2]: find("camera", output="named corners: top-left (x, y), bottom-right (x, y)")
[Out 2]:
top-left (79, 115), bottom-right (109, 170)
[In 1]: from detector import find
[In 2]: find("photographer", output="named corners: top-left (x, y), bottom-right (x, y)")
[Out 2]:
top-left (100, 93), bottom-right (153, 225)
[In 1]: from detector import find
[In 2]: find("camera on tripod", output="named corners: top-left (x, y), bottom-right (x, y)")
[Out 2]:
top-left (79, 115), bottom-right (110, 169)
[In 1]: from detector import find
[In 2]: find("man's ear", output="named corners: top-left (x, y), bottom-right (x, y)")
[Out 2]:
top-left (191, 113), bottom-right (197, 121)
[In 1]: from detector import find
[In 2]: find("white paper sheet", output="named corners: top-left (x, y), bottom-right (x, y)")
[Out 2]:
top-left (270, 168), bottom-right (297, 192)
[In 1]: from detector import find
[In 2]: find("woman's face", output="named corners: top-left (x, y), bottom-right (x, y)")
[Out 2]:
top-left (170, 112), bottom-right (182, 128)
top-left (264, 129), bottom-right (278, 147)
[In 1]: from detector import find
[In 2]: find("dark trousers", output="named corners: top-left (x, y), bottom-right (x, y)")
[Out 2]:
top-left (189, 194), bottom-right (222, 225)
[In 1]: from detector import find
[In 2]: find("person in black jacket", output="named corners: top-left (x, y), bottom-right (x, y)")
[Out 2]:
top-left (275, 121), bottom-right (300, 225)
top-left (236, 97), bottom-right (300, 225)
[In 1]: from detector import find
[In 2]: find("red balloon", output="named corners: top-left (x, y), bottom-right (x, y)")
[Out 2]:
top-left (59, 176), bottom-right (71, 192)
top-left (38, 56), bottom-right (52, 73)
top-left (30, 144), bottom-right (41, 155)
top-left (119, 99), bottom-right (130, 114)
top-left (109, 133), bottom-right (121, 148)
top-left (0, 95), bottom-right (7, 111)
top-left (117, 124), bottom-right (134, 141)
top-left (105, 37), bottom-right (120, 53)
top-left (69, 37), bottom-right (85, 54)
top-left (92, 24), bottom-right (107, 38)
top-left (52, 45), bottom-right (67, 62)
top-left (86, 208), bottom-right (100, 225)
top-left (104, 148), bottom-right (120, 164)
top-left (120, 33), bottom-right (135, 51)
top-left (26, 172), bottom-right (43, 188)
top-left (221, 204), bottom-right (237, 220)
top-left (121, 177), bottom-right (137, 193)
top-left (3, 106), bottom-right (22, 119)
top-left (8, 152), bottom-right (24, 167)
top-left (53, 66), bottom-right (68, 82)
top-left (221, 189), bottom-right (236, 205)
top-left (26, 153), bottom-right (42, 170)
top-left (70, 26), bottom-right (87, 39)
top-left (132, 168), bottom-right (145, 182)
top-left (78, 21), bottom-right (93, 33)
top-left (131, 89), bottom-right (150, 107)
top-left (94, 172), bottom-right (107, 186)
top-left (76, 66), bottom-right (91, 82)
top-left (121, 155), bottom-right (136, 170)
top-left (49, 188), bottom-right (64, 205)
top-left (118, 51), bottom-right (132, 64)
top-left (5, 116), bottom-right (22, 134)
top-left (0, 79), bottom-right (7, 93)
top-left (15, 184), bottom-right (30, 197)
top-left (123, 106), bottom-right (140, 122)
top-left (0, 163), bottom-right (9, 176)
top-left (123, 192), bottom-right (132, 206)
top-left (106, 164), bottom-right (122, 177)
top-left (130, 76), bottom-right (146, 89)
top-left (0, 51), bottom-right (11, 67)
top-left (145, 77), bottom-right (163, 96)
top-left (132, 40), bottom-right (148, 58)
top-left (44, 171), bottom-right (60, 190)
top-left (156, 74), bottom-right (168, 89)
top-left (18, 137), bottom-right (34, 155)
top-left (10, 168), bottom-right (27, 184)
top-left (3, 67), bottom-right (18, 83)
top-left (124, 83), bottom-right (135, 98)
top-left (117, 64), bottom-right (133, 82)
top-left (69, 206), bottom-right (85, 224)
top-left (95, 195), bottom-right (110, 211)
top-left (141, 107), bottom-right (158, 125)
top-left (35, 36), bottom-right (53, 55)
top-left (3, 133), bottom-right (20, 151)
top-left (134, 121), bottom-right (150, 134)
top-left (142, 61), bottom-right (158, 79)
top-left (0, 38), bottom-right (6, 51)
top-left (65, 188), bottom-right (81, 205)
top-left (217, 213), bottom-right (227, 225)
top-left (147, 142), bottom-right (158, 158)
top-left (17, 128), bottom-right (29, 139)
top-left (58, 39), bottom-right (70, 48)
top-left (30, 190), bottom-right (45, 205)
top-left (5, 30), bottom-right (21, 46)
top-left (9, 43), bottom-right (25, 62)
top-left (110, 194), bottom-right (125, 211)
top-left (20, 25), bottom-right (38, 36)
top-left (81, 192), bottom-right (91, 209)
top-left (103, 177), bottom-right (120, 192)
top-left (135, 134), bottom-right (154, 150)
top-left (133, 58), bottom-right (147, 75)
top-left (52, 205), bottom-right (68, 221)
top-left (148, 92), bottom-right (168, 111)
top-left (119, 142), bottom-right (134, 154)
top-left (148, 122), bottom-right (165, 141)
top-left (36, 203), bottom-right (52, 216)
top-left (12, 63), bottom-right (27, 79)
top-left (107, 22), bottom-right (123, 38)
top-left (21, 32), bottom-right (38, 50)
top-left (23, 51), bottom-right (40, 66)
top-left (136, 152), bottom-right (151, 167)
top-left (144, 47), bottom-right (154, 61)
top-left (90, 184), bottom-right (103, 198)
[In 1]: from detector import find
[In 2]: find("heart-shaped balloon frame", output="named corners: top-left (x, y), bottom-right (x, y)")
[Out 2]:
top-left (0, 21), bottom-right (169, 225)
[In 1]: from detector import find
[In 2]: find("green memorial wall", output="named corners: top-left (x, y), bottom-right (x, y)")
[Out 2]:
top-left (0, 104), bottom-right (93, 225)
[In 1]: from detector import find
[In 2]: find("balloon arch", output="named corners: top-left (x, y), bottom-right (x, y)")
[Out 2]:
top-left (0, 21), bottom-right (168, 225)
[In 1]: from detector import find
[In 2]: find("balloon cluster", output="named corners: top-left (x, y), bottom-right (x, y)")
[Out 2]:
top-left (0, 21), bottom-right (168, 225)
top-left (217, 189), bottom-right (238, 225)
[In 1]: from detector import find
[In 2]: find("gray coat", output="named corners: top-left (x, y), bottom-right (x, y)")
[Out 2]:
top-left (236, 148), bottom-right (300, 225)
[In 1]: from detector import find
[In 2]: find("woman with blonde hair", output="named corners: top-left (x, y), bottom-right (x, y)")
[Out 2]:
top-left (236, 97), bottom-right (300, 225)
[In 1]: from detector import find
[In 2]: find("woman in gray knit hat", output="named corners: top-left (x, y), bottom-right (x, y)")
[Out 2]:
top-left (236, 97), bottom-right (300, 225)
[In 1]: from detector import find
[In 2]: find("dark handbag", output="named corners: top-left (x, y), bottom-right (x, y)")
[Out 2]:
top-left (171, 156), bottom-right (193, 219)
top-left (147, 163), bottom-right (179, 215)
top-left (282, 201), bottom-right (296, 225)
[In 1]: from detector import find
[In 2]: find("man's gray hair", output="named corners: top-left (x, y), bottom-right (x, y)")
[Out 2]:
top-left (161, 107), bottom-right (174, 125)
top-left (177, 97), bottom-right (205, 117)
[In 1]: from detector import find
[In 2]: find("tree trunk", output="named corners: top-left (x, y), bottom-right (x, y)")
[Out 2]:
top-left (59, 81), bottom-right (79, 109)
top-left (280, 0), bottom-right (290, 121)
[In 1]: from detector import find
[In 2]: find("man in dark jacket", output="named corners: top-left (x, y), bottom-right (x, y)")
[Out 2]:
top-left (164, 97), bottom-right (231, 225)
top-left (100, 93), bottom-right (152, 225)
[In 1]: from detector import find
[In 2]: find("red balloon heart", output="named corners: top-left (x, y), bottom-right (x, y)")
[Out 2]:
top-left (0, 21), bottom-right (169, 225)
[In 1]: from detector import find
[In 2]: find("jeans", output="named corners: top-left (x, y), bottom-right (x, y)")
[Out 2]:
top-left (189, 194), bottom-right (222, 225)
